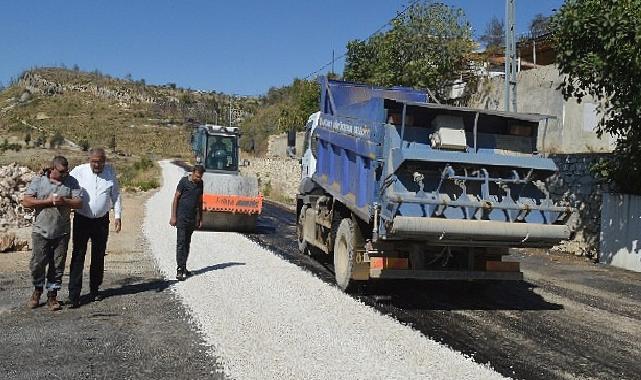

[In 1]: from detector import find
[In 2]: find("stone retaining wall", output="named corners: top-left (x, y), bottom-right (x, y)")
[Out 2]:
top-left (546, 153), bottom-right (611, 257)
top-left (240, 157), bottom-right (300, 204)
top-left (266, 132), bottom-right (306, 158)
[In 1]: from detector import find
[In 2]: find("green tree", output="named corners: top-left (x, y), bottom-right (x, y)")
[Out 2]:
top-left (344, 39), bottom-right (377, 83)
top-left (240, 79), bottom-right (319, 153)
top-left (553, 0), bottom-right (641, 194)
top-left (343, 1), bottom-right (475, 99)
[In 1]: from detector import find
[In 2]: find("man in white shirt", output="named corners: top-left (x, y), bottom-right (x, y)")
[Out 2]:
top-left (67, 147), bottom-right (122, 308)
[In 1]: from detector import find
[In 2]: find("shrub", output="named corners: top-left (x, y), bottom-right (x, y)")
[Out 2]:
top-left (78, 139), bottom-right (90, 151)
top-left (262, 180), bottom-right (272, 197)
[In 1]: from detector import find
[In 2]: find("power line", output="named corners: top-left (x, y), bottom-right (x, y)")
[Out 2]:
top-left (303, 0), bottom-right (423, 80)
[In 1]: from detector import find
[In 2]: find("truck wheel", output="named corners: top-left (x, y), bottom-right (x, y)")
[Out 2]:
top-left (333, 217), bottom-right (367, 292)
top-left (297, 205), bottom-right (309, 254)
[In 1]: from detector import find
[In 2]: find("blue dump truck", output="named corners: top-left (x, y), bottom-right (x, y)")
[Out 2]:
top-left (297, 78), bottom-right (574, 291)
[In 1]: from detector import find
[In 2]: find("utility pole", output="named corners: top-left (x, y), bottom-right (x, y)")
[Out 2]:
top-left (228, 95), bottom-right (232, 127)
top-left (504, 0), bottom-right (517, 112)
top-left (331, 49), bottom-right (335, 76)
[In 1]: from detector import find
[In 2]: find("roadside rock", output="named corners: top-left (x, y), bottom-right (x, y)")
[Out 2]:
top-left (0, 163), bottom-right (35, 229)
top-left (0, 231), bottom-right (27, 253)
top-left (0, 232), bottom-right (15, 252)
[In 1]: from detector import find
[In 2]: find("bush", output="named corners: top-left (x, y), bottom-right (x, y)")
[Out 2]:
top-left (136, 179), bottom-right (159, 192)
top-left (108, 135), bottom-right (117, 150)
top-left (119, 156), bottom-right (159, 191)
top-left (133, 156), bottom-right (154, 170)
top-left (34, 135), bottom-right (45, 147)
top-left (78, 139), bottom-right (90, 151)
top-left (262, 180), bottom-right (272, 197)
top-left (49, 131), bottom-right (65, 149)
top-left (0, 139), bottom-right (22, 153)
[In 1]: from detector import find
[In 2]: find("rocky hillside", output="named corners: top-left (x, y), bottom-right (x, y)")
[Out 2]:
top-left (0, 67), bottom-right (259, 159)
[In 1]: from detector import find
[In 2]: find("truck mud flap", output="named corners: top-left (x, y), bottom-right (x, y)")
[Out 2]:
top-left (370, 269), bottom-right (523, 281)
top-left (389, 217), bottom-right (571, 246)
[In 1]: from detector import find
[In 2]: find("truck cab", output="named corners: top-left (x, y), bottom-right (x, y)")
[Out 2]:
top-left (300, 112), bottom-right (320, 180)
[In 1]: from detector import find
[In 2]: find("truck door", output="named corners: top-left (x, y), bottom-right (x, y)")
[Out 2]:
top-left (301, 112), bottom-right (319, 179)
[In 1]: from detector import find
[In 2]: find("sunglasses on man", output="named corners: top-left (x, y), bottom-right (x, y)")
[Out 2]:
top-left (53, 166), bottom-right (69, 175)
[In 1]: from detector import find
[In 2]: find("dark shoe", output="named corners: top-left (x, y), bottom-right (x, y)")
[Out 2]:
top-left (29, 289), bottom-right (43, 309)
top-left (47, 292), bottom-right (62, 311)
top-left (90, 289), bottom-right (104, 302)
top-left (184, 269), bottom-right (193, 278)
top-left (176, 270), bottom-right (186, 281)
top-left (67, 296), bottom-right (81, 309)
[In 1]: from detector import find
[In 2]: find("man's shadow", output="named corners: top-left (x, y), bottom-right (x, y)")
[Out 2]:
top-left (190, 262), bottom-right (245, 275)
top-left (96, 262), bottom-right (245, 300)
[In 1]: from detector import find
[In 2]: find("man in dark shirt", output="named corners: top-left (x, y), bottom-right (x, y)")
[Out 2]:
top-left (169, 165), bottom-right (204, 281)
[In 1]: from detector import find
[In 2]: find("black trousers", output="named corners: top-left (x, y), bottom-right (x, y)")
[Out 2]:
top-left (68, 213), bottom-right (110, 299)
top-left (176, 225), bottom-right (195, 271)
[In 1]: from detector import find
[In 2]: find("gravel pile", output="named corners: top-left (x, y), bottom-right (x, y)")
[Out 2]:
top-left (144, 161), bottom-right (507, 380)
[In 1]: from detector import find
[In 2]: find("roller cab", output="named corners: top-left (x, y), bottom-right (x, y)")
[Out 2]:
top-left (191, 125), bottom-right (262, 232)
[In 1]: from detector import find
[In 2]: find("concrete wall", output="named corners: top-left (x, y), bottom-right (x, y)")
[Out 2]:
top-left (468, 65), bottom-right (616, 154)
top-left (266, 132), bottom-right (306, 158)
top-left (600, 193), bottom-right (641, 272)
top-left (240, 156), bottom-right (300, 203)
top-left (546, 154), bottom-right (612, 257)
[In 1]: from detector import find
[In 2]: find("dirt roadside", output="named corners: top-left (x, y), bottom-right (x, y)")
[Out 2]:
top-left (0, 192), bottom-right (226, 380)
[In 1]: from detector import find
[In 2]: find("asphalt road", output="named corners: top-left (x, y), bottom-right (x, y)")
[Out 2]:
top-left (0, 192), bottom-right (226, 380)
top-left (4, 188), bottom-right (636, 379)
top-left (248, 201), bottom-right (641, 380)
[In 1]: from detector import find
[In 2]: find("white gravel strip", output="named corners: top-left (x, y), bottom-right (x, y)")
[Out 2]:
top-left (144, 161), bottom-right (509, 380)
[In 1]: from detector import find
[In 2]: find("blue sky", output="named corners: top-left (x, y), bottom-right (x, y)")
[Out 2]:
top-left (1, 0), bottom-right (563, 95)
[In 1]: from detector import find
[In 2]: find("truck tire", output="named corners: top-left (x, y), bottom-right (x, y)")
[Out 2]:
top-left (333, 217), bottom-right (366, 292)
top-left (297, 205), bottom-right (309, 254)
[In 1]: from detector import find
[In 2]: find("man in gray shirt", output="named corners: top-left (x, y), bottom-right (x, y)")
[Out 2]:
top-left (22, 156), bottom-right (82, 311)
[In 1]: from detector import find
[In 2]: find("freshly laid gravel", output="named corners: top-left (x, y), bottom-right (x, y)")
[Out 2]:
top-left (144, 161), bottom-right (508, 380)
